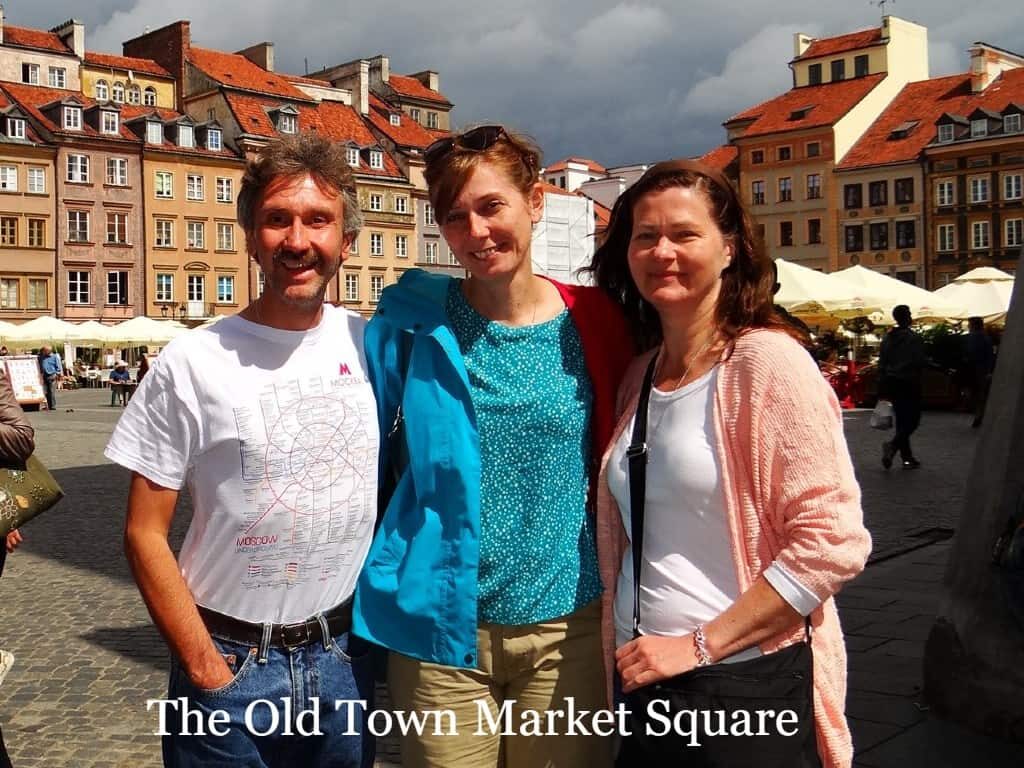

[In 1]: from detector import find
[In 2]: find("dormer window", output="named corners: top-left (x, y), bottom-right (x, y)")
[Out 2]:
top-left (937, 124), bottom-right (955, 143)
top-left (101, 110), bottom-right (119, 135)
top-left (889, 120), bottom-right (919, 140)
top-left (178, 125), bottom-right (194, 148)
top-left (112, 82), bottom-right (125, 103)
top-left (390, 113), bottom-right (401, 126)
top-left (788, 106), bottom-right (814, 121)
top-left (6, 118), bottom-right (25, 140)
top-left (1004, 114), bottom-right (1021, 134)
top-left (279, 114), bottom-right (297, 134)
top-left (347, 147), bottom-right (359, 167)
top-left (146, 121), bottom-right (163, 145)
top-left (207, 128), bottom-right (222, 151)
top-left (95, 80), bottom-right (109, 101)
top-left (971, 119), bottom-right (988, 138)
top-left (63, 106), bottom-right (82, 131)
top-left (369, 150), bottom-right (384, 170)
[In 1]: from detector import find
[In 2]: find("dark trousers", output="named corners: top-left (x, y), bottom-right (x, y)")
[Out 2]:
top-left (0, 724), bottom-right (11, 768)
top-left (885, 377), bottom-right (922, 461)
top-left (41, 375), bottom-right (56, 410)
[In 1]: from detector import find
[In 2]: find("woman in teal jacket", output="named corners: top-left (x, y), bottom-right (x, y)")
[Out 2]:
top-left (353, 125), bottom-right (632, 768)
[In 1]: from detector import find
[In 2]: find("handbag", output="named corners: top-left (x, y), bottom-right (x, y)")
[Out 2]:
top-left (618, 354), bottom-right (820, 768)
top-left (0, 455), bottom-right (65, 537)
top-left (992, 491), bottom-right (1024, 632)
top-left (869, 399), bottom-right (894, 430)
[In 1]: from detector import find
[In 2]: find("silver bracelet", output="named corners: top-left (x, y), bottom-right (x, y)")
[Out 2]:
top-left (693, 624), bottom-right (713, 666)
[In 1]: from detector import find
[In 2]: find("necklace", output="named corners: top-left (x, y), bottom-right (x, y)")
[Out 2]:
top-left (655, 334), bottom-right (716, 392)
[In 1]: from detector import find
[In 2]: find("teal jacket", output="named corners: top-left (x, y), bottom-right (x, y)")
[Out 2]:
top-left (352, 269), bottom-right (632, 668)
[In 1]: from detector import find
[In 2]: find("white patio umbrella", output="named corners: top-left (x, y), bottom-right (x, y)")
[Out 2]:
top-left (106, 316), bottom-right (189, 345)
top-left (933, 267), bottom-right (1015, 324)
top-left (831, 265), bottom-right (965, 323)
top-left (71, 320), bottom-right (113, 347)
top-left (774, 258), bottom-right (880, 317)
top-left (0, 316), bottom-right (89, 347)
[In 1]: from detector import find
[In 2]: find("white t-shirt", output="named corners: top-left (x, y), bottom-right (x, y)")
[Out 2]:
top-left (608, 367), bottom-right (818, 655)
top-left (105, 305), bottom-right (379, 625)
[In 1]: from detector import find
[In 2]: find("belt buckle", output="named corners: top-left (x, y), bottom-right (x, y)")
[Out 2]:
top-left (280, 620), bottom-right (313, 649)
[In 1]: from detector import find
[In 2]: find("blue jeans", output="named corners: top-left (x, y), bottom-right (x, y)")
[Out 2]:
top-left (162, 631), bottom-right (375, 768)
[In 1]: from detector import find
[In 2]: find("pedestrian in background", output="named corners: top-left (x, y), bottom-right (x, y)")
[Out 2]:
top-left (36, 346), bottom-right (62, 412)
top-left (965, 316), bottom-right (995, 428)
top-left (879, 305), bottom-right (926, 469)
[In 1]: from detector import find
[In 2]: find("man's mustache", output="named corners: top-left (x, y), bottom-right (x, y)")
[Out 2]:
top-left (272, 247), bottom-right (318, 266)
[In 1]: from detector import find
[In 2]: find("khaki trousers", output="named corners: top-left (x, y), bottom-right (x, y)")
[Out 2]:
top-left (387, 599), bottom-right (611, 768)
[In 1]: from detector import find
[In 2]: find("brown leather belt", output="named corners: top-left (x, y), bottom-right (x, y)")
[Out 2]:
top-left (197, 601), bottom-right (353, 649)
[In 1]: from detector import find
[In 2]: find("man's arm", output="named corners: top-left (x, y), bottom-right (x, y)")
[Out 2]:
top-left (124, 472), bottom-right (234, 690)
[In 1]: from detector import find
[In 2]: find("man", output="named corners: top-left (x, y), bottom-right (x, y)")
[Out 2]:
top-left (109, 360), bottom-right (132, 407)
top-left (105, 134), bottom-right (378, 767)
top-left (965, 316), bottom-right (995, 428)
top-left (879, 304), bottom-right (926, 469)
top-left (37, 345), bottom-right (62, 411)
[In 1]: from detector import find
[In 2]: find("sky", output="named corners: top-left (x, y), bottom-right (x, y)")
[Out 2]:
top-left (8, 1), bottom-right (1024, 167)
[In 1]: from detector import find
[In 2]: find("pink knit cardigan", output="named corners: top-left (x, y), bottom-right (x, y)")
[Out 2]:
top-left (595, 329), bottom-right (871, 768)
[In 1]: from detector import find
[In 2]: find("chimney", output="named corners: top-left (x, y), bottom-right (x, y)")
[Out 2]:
top-left (236, 42), bottom-right (274, 72)
top-left (793, 32), bottom-right (813, 60)
top-left (367, 55), bottom-right (389, 88)
top-left (51, 18), bottom-right (85, 59)
top-left (123, 20), bottom-right (191, 111)
top-left (969, 42), bottom-right (1024, 93)
top-left (411, 70), bottom-right (440, 92)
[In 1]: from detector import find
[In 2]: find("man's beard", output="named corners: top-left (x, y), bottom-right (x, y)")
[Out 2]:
top-left (264, 247), bottom-right (330, 308)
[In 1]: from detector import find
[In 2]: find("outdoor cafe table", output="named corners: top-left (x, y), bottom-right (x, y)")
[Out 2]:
top-left (108, 380), bottom-right (138, 406)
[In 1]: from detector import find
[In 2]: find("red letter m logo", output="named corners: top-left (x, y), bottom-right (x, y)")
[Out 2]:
top-left (339, 363), bottom-right (352, 376)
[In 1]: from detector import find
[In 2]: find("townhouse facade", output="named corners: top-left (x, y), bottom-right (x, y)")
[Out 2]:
top-left (81, 51), bottom-right (175, 110)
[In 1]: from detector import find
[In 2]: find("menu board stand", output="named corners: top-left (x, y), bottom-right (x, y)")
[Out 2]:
top-left (3, 355), bottom-right (46, 408)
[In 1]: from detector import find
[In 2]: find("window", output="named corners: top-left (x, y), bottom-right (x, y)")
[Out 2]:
top-left (68, 271), bottom-right (90, 304)
top-left (28, 279), bottom-right (46, 308)
top-left (1006, 218), bottom-right (1023, 247)
top-left (779, 221), bottom-right (793, 247)
top-left (410, 108), bottom-right (420, 122)
top-left (207, 129), bottom-right (222, 151)
top-left (128, 85), bottom-right (141, 105)
top-left (845, 225), bottom-right (864, 252)
top-left (95, 80), bottom-right (109, 100)
top-left (390, 113), bottom-right (401, 126)
top-left (937, 180), bottom-right (954, 206)
top-left (0, 217), bottom-right (15, 246)
top-left (370, 275), bottom-right (384, 302)
top-left (806, 174), bottom-right (821, 200)
top-left (971, 119), bottom-right (988, 138)
top-left (217, 222), bottom-right (234, 251)
top-left (187, 221), bottom-right (205, 249)
top-left (187, 275), bottom-right (205, 302)
top-left (369, 193), bottom-right (382, 212)
top-left (844, 184), bottom-right (862, 209)
top-left (28, 219), bottom-right (44, 247)
top-left (750, 150), bottom-right (764, 165)
top-left (63, 106), bottom-right (82, 130)
top-left (808, 64), bottom-right (822, 85)
top-left (0, 166), bottom-right (16, 191)
top-left (869, 222), bottom-right (888, 250)
top-left (370, 232), bottom-right (384, 256)
top-left (110, 81), bottom-right (126, 101)
top-left (426, 112), bottom-right (438, 129)
top-left (1004, 173), bottom-right (1022, 200)
top-left (1005, 114), bottom-right (1022, 134)
top-left (777, 146), bottom-right (791, 162)
top-left (22, 63), bottom-right (39, 85)
top-left (178, 125), bottom-right (194, 148)
top-left (347, 147), bottom-right (360, 167)
top-left (972, 221), bottom-right (990, 249)
top-left (395, 196), bottom-right (408, 214)
top-left (808, 218), bottom-right (822, 244)
top-left (106, 157), bottom-right (128, 186)
top-left (156, 273), bottom-right (173, 303)
top-left (448, 247), bottom-right (459, 265)
top-left (187, 173), bottom-right (205, 201)
top-left (279, 114), bottom-right (297, 134)
top-left (970, 176), bottom-right (990, 203)
top-left (751, 180), bottom-right (765, 205)
top-left (938, 124), bottom-right (955, 143)
top-left (424, 203), bottom-right (435, 226)
top-left (101, 110), bottom-right (119, 134)
top-left (0, 278), bottom-right (17, 308)
top-left (155, 219), bottom-right (173, 247)
top-left (345, 273), bottom-right (359, 301)
top-left (831, 59), bottom-right (845, 81)
top-left (106, 212), bottom-right (128, 244)
top-left (895, 221), bottom-right (916, 248)
top-left (155, 171), bottom-right (173, 198)
top-left (778, 177), bottom-right (792, 202)
top-left (937, 224), bottom-right (955, 252)
top-left (216, 177), bottom-right (233, 202)
top-left (806, 141), bottom-right (821, 158)
top-left (217, 276), bottom-right (234, 303)
top-left (66, 154), bottom-right (89, 183)
top-left (7, 118), bottom-right (25, 139)
top-left (107, 271), bottom-right (129, 305)
top-left (143, 87), bottom-right (157, 107)
top-left (67, 210), bottom-right (89, 242)
top-left (424, 241), bottom-right (439, 264)
top-left (895, 177), bottom-right (914, 204)
top-left (369, 150), bottom-right (384, 169)
top-left (396, 234), bottom-right (408, 258)
top-left (869, 180), bottom-right (888, 206)
top-left (27, 167), bottom-right (45, 194)
top-left (146, 121), bottom-right (163, 145)
top-left (854, 55), bottom-right (869, 78)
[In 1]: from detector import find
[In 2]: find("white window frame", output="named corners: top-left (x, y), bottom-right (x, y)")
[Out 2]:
top-left (1004, 173), bottom-right (1022, 201)
top-left (67, 271), bottom-right (90, 304)
top-left (107, 270), bottom-right (129, 305)
top-left (1005, 114), bottom-right (1022, 134)
top-left (155, 273), bottom-right (174, 303)
top-left (178, 125), bottom-right (194, 148)
top-left (396, 234), bottom-right (408, 258)
top-left (937, 224), bottom-right (955, 252)
top-left (347, 147), bottom-right (360, 167)
top-left (424, 203), bottom-right (435, 226)
top-left (971, 220), bottom-right (990, 250)
top-left (66, 154), bottom-right (89, 183)
top-left (112, 82), bottom-right (125, 103)
top-left (0, 278), bottom-right (19, 308)
top-left (0, 165), bottom-right (17, 192)
top-left (937, 124), bottom-right (955, 143)
top-left (216, 177), bottom-right (233, 203)
top-left (95, 80), bottom-right (109, 101)
top-left (369, 150), bottom-right (384, 170)
top-left (389, 113), bottom-right (401, 126)
top-left (27, 278), bottom-right (46, 309)
top-left (187, 221), bottom-right (205, 249)
top-left (207, 129), bottom-right (222, 151)
top-left (6, 118), bottom-right (25, 140)
top-left (970, 176), bottom-right (990, 203)
top-left (447, 247), bottom-right (458, 265)
top-left (187, 274), bottom-right (205, 302)
top-left (936, 180), bottom-right (954, 207)
top-left (143, 87), bottom-right (157, 107)
top-left (370, 232), bottom-right (384, 256)
top-left (424, 241), bottom-right (439, 264)
top-left (278, 114), bottom-right (297, 134)
top-left (216, 222), bottom-right (234, 251)
top-left (395, 196), bottom-right (408, 214)
top-left (426, 112), bottom-right (438, 129)
top-left (370, 275), bottom-right (384, 302)
top-left (48, 66), bottom-right (67, 89)
top-left (127, 85), bottom-right (141, 105)
top-left (22, 63), bottom-right (39, 85)
top-left (63, 106), bottom-right (82, 130)
top-left (187, 173), bottom-right (205, 201)
top-left (146, 121), bottom-right (163, 145)
top-left (27, 167), bottom-right (45, 194)
top-left (155, 219), bottom-right (173, 248)
top-left (971, 119), bottom-right (988, 138)
top-left (369, 193), bottom-right (382, 212)
top-left (410, 108), bottom-right (420, 122)
top-left (155, 170), bottom-right (173, 198)
top-left (1006, 218), bottom-right (1023, 248)
top-left (106, 157), bottom-right (128, 186)
top-left (106, 212), bottom-right (128, 245)
top-left (216, 275), bottom-right (235, 304)
top-left (344, 273), bottom-right (359, 301)
top-left (101, 110), bottom-right (119, 135)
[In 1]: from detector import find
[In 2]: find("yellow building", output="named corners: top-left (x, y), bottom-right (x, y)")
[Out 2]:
top-left (82, 51), bottom-right (176, 110)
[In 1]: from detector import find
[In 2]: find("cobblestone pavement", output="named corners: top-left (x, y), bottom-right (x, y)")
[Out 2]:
top-left (0, 389), bottom-right (985, 767)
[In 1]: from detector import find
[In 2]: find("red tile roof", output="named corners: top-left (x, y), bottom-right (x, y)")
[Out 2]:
top-left (284, 74), bottom-right (333, 87)
top-left (1, 82), bottom-right (139, 142)
top-left (591, 198), bottom-right (611, 230)
top-left (2, 25), bottom-right (72, 54)
top-left (540, 181), bottom-right (575, 196)
top-left (387, 74), bottom-right (450, 105)
top-left (795, 28), bottom-right (884, 61)
top-left (367, 93), bottom-right (436, 149)
top-left (0, 90), bottom-right (45, 144)
top-left (84, 51), bottom-right (172, 78)
top-left (726, 74), bottom-right (885, 138)
top-left (544, 156), bottom-right (607, 175)
top-left (699, 144), bottom-right (739, 171)
top-left (189, 47), bottom-right (310, 100)
top-left (119, 105), bottom-right (241, 159)
top-left (839, 69), bottom-right (1024, 169)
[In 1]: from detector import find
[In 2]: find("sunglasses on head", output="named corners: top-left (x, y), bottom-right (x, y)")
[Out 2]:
top-left (423, 125), bottom-right (508, 166)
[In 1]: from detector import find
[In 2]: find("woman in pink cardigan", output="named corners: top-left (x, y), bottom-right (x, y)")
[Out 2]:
top-left (587, 159), bottom-right (871, 768)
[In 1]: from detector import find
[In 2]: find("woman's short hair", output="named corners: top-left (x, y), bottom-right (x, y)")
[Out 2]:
top-left (424, 125), bottom-right (542, 223)
top-left (587, 159), bottom-right (806, 350)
